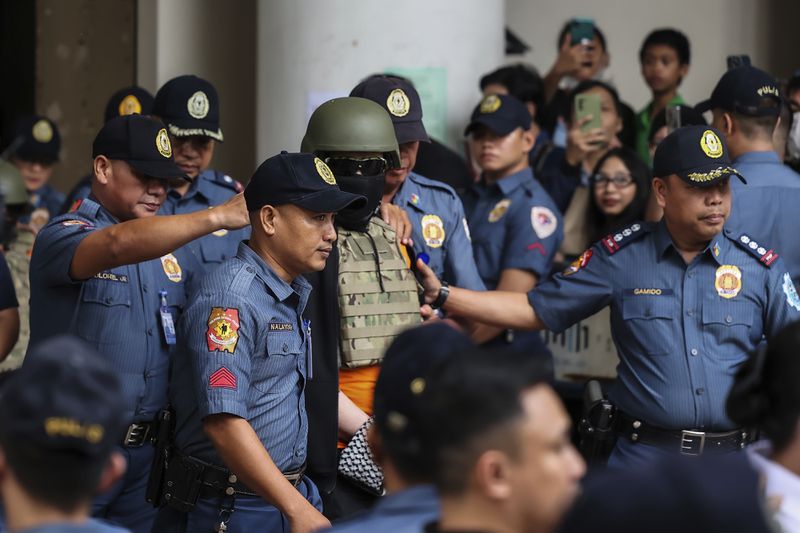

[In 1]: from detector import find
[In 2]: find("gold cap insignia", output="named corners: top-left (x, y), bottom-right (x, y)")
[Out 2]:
top-left (480, 95), bottom-right (502, 114)
top-left (315, 157), bottom-right (336, 185)
top-left (156, 128), bottom-right (172, 158)
top-left (700, 130), bottom-right (723, 158)
top-left (187, 91), bottom-right (210, 119)
top-left (32, 119), bottom-right (53, 143)
top-left (118, 94), bottom-right (142, 116)
top-left (386, 88), bottom-right (411, 117)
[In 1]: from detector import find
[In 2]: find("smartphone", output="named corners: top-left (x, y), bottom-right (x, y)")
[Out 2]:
top-left (726, 54), bottom-right (751, 70)
top-left (575, 93), bottom-right (602, 133)
top-left (666, 104), bottom-right (682, 133)
top-left (570, 18), bottom-right (595, 46)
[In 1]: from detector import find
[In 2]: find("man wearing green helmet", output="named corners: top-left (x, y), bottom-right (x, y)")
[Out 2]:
top-left (0, 160), bottom-right (31, 372)
top-left (301, 97), bottom-right (423, 519)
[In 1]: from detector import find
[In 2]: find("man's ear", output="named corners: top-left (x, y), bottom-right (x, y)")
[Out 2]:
top-left (652, 177), bottom-right (669, 209)
top-left (259, 205), bottom-right (278, 236)
top-left (472, 450), bottom-right (514, 502)
top-left (96, 451), bottom-right (127, 494)
top-left (93, 156), bottom-right (112, 185)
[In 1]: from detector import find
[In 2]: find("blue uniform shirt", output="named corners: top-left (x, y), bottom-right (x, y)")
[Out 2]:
top-left (463, 167), bottom-right (563, 289)
top-left (393, 172), bottom-right (484, 291)
top-left (171, 242), bottom-right (311, 472)
top-left (29, 197), bottom-right (199, 424)
top-left (530, 220), bottom-right (800, 430)
top-left (21, 183), bottom-right (66, 225)
top-left (160, 169), bottom-right (251, 270)
top-left (326, 484), bottom-right (438, 533)
top-left (730, 151), bottom-right (800, 189)
top-left (17, 520), bottom-right (130, 532)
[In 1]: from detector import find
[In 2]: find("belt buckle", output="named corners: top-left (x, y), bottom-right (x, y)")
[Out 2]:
top-left (680, 430), bottom-right (706, 456)
top-left (124, 423), bottom-right (149, 447)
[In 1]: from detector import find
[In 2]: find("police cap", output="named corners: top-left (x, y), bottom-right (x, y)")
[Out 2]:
top-left (696, 66), bottom-right (781, 117)
top-left (7, 115), bottom-right (60, 164)
top-left (652, 125), bottom-right (746, 187)
top-left (104, 86), bottom-right (155, 123)
top-left (152, 75), bottom-right (223, 141)
top-left (350, 75), bottom-right (430, 144)
top-left (464, 93), bottom-right (532, 137)
top-left (92, 114), bottom-right (187, 180)
top-left (245, 151), bottom-right (366, 213)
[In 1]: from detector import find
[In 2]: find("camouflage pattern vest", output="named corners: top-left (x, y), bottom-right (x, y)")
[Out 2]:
top-left (337, 217), bottom-right (421, 368)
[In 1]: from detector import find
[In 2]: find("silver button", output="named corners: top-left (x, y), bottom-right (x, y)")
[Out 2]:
top-left (632, 420), bottom-right (641, 429)
top-left (690, 348), bottom-right (698, 356)
top-left (687, 309), bottom-right (694, 317)
top-left (631, 433), bottom-right (639, 442)
top-left (225, 487), bottom-right (235, 496)
top-left (725, 315), bottom-right (733, 324)
top-left (228, 474), bottom-right (237, 483)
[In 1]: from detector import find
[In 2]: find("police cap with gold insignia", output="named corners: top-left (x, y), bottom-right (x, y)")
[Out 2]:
top-left (103, 85), bottom-right (155, 123)
top-left (92, 114), bottom-right (187, 180)
top-left (695, 66), bottom-right (781, 117)
top-left (652, 125), bottom-right (746, 186)
top-left (152, 74), bottom-right (223, 141)
top-left (464, 93), bottom-right (532, 137)
top-left (6, 115), bottom-right (60, 164)
top-left (350, 74), bottom-right (430, 144)
top-left (245, 151), bottom-right (366, 213)
top-left (0, 335), bottom-right (125, 458)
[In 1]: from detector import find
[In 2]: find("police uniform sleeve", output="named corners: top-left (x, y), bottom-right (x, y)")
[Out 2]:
top-left (181, 294), bottom-right (256, 420)
top-left (501, 201), bottom-right (563, 278)
top-left (764, 263), bottom-right (800, 339)
top-left (528, 244), bottom-right (613, 333)
top-left (29, 217), bottom-right (96, 286)
top-left (0, 255), bottom-right (18, 310)
top-left (443, 199), bottom-right (486, 291)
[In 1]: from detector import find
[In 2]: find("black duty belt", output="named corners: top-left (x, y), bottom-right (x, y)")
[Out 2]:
top-left (179, 453), bottom-right (306, 499)
top-left (123, 421), bottom-right (155, 447)
top-left (617, 412), bottom-right (753, 456)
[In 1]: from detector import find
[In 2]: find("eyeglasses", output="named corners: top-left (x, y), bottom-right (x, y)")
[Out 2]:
top-left (325, 156), bottom-right (388, 176)
top-left (591, 173), bottom-right (634, 188)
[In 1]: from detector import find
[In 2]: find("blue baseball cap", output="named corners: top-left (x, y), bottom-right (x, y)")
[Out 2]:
top-left (652, 125), bottom-right (746, 186)
top-left (464, 93), bottom-right (532, 137)
top-left (0, 335), bottom-right (125, 458)
top-left (695, 66), bottom-right (781, 117)
top-left (153, 75), bottom-right (224, 141)
top-left (245, 151), bottom-right (366, 213)
top-left (350, 75), bottom-right (430, 144)
top-left (8, 115), bottom-right (60, 164)
top-left (104, 86), bottom-right (155, 123)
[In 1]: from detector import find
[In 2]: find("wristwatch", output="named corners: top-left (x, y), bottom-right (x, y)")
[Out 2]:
top-left (431, 282), bottom-right (450, 310)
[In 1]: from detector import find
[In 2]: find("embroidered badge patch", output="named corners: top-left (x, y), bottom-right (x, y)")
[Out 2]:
top-left (160, 253), bottom-right (182, 283)
top-left (700, 129), bottom-right (723, 158)
top-left (386, 89), bottom-right (410, 117)
top-left (32, 119), bottom-right (53, 143)
top-left (187, 90), bottom-right (210, 119)
top-left (315, 157), bottom-right (337, 185)
top-left (207, 307), bottom-right (240, 353)
top-left (715, 265), bottom-right (742, 299)
top-left (421, 214), bottom-right (445, 248)
top-left (563, 249), bottom-right (593, 276)
top-left (61, 219), bottom-right (91, 229)
top-left (156, 128), bottom-right (172, 158)
top-left (783, 273), bottom-right (800, 311)
top-left (410, 193), bottom-right (419, 205)
top-left (488, 199), bottom-right (511, 223)
top-left (531, 206), bottom-right (557, 239)
top-left (479, 94), bottom-right (501, 114)
top-left (209, 367), bottom-right (237, 389)
top-left (118, 94), bottom-right (142, 116)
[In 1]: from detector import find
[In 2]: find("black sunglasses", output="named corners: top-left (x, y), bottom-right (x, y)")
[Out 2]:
top-left (325, 156), bottom-right (388, 177)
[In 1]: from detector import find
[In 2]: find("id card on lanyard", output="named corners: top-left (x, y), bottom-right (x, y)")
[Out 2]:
top-left (303, 319), bottom-right (313, 379)
top-left (159, 289), bottom-right (177, 345)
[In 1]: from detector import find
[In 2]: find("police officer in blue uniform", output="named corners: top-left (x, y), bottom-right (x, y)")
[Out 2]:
top-left (461, 94), bottom-right (563, 358)
top-left (0, 336), bottom-right (130, 533)
top-left (153, 75), bottom-right (250, 271)
top-left (4, 115), bottom-right (65, 228)
top-left (28, 114), bottom-right (249, 532)
top-left (417, 125), bottom-right (800, 467)
top-left (349, 75), bottom-right (485, 290)
top-left (153, 153), bottom-right (364, 533)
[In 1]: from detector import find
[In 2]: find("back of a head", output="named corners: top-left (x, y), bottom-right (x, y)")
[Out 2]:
top-left (727, 321), bottom-right (800, 452)
top-left (0, 335), bottom-right (124, 513)
top-left (300, 97), bottom-right (400, 168)
top-left (103, 85), bottom-right (155, 124)
top-left (425, 347), bottom-right (553, 496)
top-left (480, 64), bottom-right (544, 120)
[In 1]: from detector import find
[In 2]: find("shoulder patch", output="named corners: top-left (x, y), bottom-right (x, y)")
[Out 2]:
top-left (599, 223), bottom-right (648, 255)
top-left (212, 171), bottom-right (243, 192)
top-left (732, 232), bottom-right (778, 267)
top-left (407, 172), bottom-right (458, 197)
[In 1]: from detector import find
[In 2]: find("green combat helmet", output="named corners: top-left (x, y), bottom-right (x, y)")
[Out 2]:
top-left (0, 160), bottom-right (29, 206)
top-left (301, 97), bottom-right (401, 169)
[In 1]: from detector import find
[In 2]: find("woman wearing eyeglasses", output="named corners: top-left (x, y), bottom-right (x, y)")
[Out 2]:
top-left (585, 147), bottom-right (652, 246)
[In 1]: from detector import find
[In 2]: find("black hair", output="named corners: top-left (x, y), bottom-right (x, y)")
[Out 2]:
top-left (556, 20), bottom-right (607, 52)
top-left (638, 28), bottom-right (691, 65)
top-left (727, 321), bottom-right (800, 453)
top-left (586, 147), bottom-right (651, 242)
top-left (479, 64), bottom-right (544, 122)
top-left (566, 80), bottom-right (622, 124)
top-left (730, 106), bottom-right (780, 139)
top-left (425, 348), bottom-right (552, 496)
top-left (0, 437), bottom-right (107, 513)
top-left (787, 71), bottom-right (800, 98)
top-left (647, 105), bottom-right (707, 144)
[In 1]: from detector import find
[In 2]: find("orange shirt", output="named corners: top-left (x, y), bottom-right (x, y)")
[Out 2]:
top-left (338, 365), bottom-right (381, 448)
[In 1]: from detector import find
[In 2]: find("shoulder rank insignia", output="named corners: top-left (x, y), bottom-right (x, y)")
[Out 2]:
top-left (600, 223), bottom-right (647, 255)
top-left (734, 233), bottom-right (778, 267)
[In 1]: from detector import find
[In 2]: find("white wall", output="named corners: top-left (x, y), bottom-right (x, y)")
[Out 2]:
top-left (256, 0), bottom-right (505, 162)
top-left (505, 0), bottom-right (770, 111)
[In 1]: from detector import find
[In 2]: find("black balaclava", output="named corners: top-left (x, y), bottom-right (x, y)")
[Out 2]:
top-left (335, 173), bottom-right (386, 232)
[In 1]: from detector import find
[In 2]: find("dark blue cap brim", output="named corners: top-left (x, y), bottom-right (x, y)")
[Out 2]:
top-left (464, 116), bottom-right (519, 137)
top-left (394, 120), bottom-right (430, 144)
top-left (126, 159), bottom-right (189, 181)
top-left (695, 99), bottom-right (713, 114)
top-left (291, 189), bottom-right (366, 213)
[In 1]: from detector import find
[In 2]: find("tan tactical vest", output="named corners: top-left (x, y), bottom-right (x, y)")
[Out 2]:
top-left (337, 217), bottom-right (421, 368)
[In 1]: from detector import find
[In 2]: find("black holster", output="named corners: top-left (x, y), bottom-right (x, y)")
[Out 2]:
top-left (145, 407), bottom-right (175, 508)
top-left (577, 380), bottom-right (618, 465)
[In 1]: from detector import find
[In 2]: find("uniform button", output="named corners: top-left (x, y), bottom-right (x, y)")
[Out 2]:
top-left (246, 267), bottom-right (254, 274)
top-left (295, 449), bottom-right (303, 457)
top-left (147, 328), bottom-right (153, 336)
top-left (696, 388), bottom-right (705, 395)
top-left (282, 343), bottom-right (288, 352)
top-left (644, 309), bottom-right (651, 317)
top-left (143, 284), bottom-right (148, 293)
top-left (687, 309), bottom-right (694, 317)
top-left (688, 272), bottom-right (694, 279)
top-left (725, 315), bottom-right (733, 324)
top-left (105, 297), bottom-right (113, 304)
top-left (690, 348), bottom-right (698, 356)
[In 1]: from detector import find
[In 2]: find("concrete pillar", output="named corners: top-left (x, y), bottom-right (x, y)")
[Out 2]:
top-left (255, 0), bottom-right (505, 162)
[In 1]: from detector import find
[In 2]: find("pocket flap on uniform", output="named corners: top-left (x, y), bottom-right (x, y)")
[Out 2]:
top-left (702, 306), bottom-right (753, 327)
top-left (266, 329), bottom-right (303, 356)
top-left (622, 291), bottom-right (673, 320)
top-left (82, 276), bottom-right (132, 307)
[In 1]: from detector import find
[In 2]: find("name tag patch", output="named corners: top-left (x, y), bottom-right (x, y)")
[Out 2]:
top-left (624, 288), bottom-right (674, 296)
top-left (269, 322), bottom-right (294, 332)
top-left (94, 271), bottom-right (129, 283)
